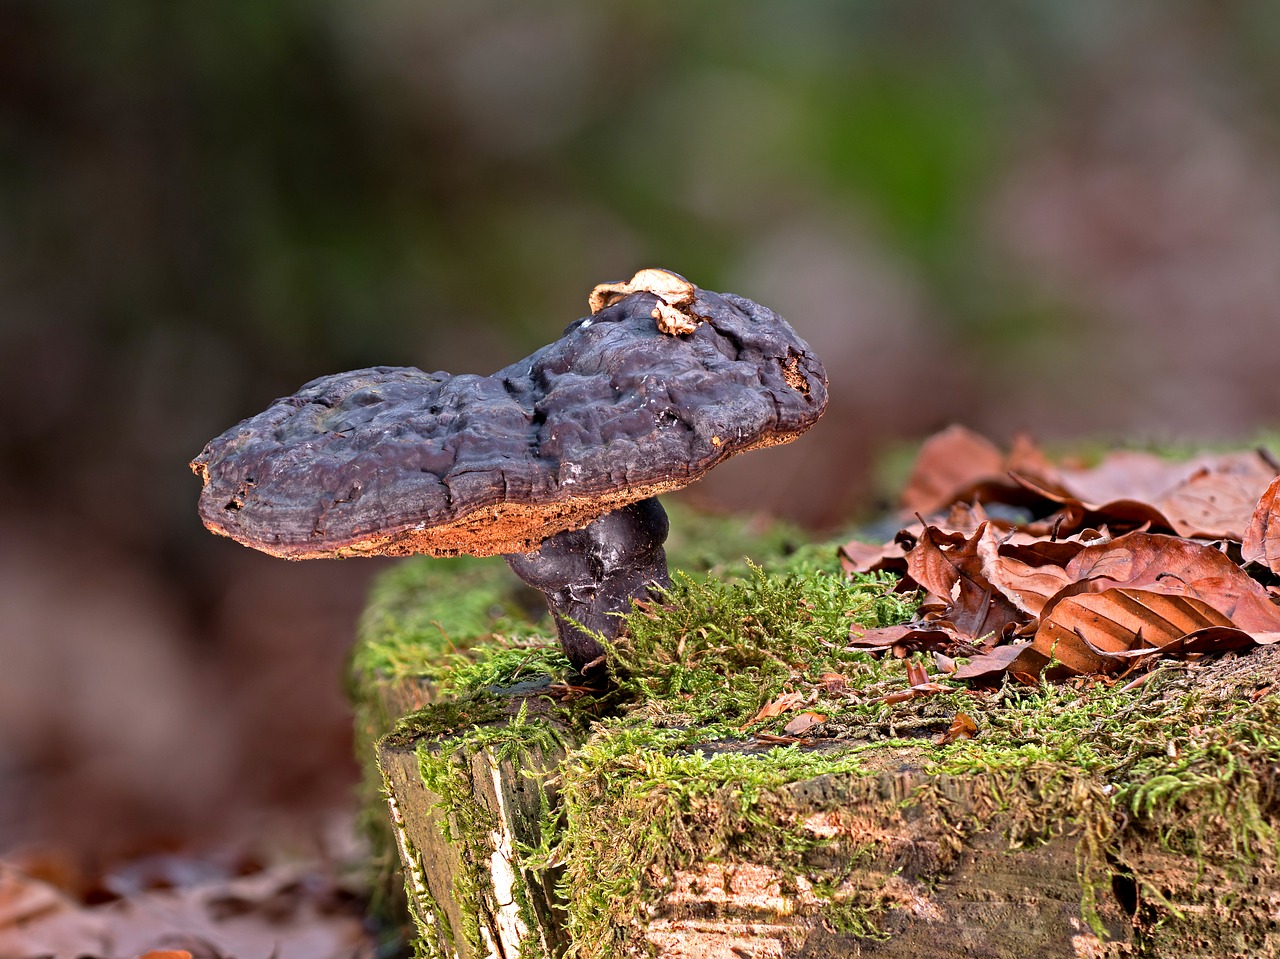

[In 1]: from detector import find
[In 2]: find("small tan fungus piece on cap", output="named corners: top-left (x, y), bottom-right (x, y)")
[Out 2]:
top-left (590, 267), bottom-right (702, 335)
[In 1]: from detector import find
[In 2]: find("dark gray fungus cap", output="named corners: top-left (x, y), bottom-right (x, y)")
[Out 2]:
top-left (191, 274), bottom-right (828, 559)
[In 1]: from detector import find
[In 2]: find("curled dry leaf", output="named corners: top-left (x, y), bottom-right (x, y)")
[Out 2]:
top-left (904, 524), bottom-right (973, 598)
top-left (900, 425), bottom-right (1005, 515)
top-left (1033, 588), bottom-right (1235, 676)
top-left (1062, 532), bottom-right (1280, 633)
top-left (838, 537), bottom-right (906, 577)
top-left (739, 690), bottom-right (805, 730)
top-left (976, 526), bottom-right (1075, 617)
top-left (903, 523), bottom-right (1025, 642)
top-left (951, 643), bottom-right (1047, 683)
top-left (935, 712), bottom-right (978, 745)
top-left (848, 622), bottom-right (978, 656)
top-left (1157, 458), bottom-right (1277, 540)
top-left (783, 711), bottom-right (827, 736)
top-left (846, 429), bottom-right (1280, 687)
top-left (1058, 450), bottom-right (1277, 540)
top-left (1011, 474), bottom-right (1173, 536)
top-left (1243, 475), bottom-right (1280, 575)
top-left (900, 425), bottom-right (1063, 515)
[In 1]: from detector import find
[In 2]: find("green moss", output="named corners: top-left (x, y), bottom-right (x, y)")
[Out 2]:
top-left (820, 898), bottom-right (892, 940)
top-left (351, 503), bottom-right (808, 687)
top-left (350, 555), bottom-right (553, 939)
top-left (348, 511), bottom-right (845, 954)
top-left (546, 562), bottom-right (1280, 954)
top-left (417, 737), bottom-right (497, 954)
top-left (354, 554), bottom-right (548, 683)
top-left (612, 552), bottom-right (916, 731)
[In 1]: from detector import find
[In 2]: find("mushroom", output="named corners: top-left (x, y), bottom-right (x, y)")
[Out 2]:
top-left (191, 270), bottom-right (828, 680)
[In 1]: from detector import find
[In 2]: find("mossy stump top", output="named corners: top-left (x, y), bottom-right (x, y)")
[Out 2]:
top-left (350, 508), bottom-right (1280, 959)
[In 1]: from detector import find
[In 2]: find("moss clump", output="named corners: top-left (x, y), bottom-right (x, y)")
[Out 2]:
top-left (354, 555), bottom-right (548, 683)
top-left (350, 555), bottom-right (548, 938)
top-left (352, 502), bottom-right (808, 686)
top-left (612, 549), bottom-right (916, 730)
top-left (542, 553), bottom-right (1280, 955)
top-left (351, 507), bottom-right (814, 952)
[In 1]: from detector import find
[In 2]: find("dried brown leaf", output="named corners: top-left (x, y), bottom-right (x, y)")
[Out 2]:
top-left (838, 537), bottom-right (906, 576)
top-left (783, 711), bottom-right (827, 736)
top-left (904, 524), bottom-right (971, 598)
top-left (1057, 450), bottom-right (1202, 506)
top-left (739, 690), bottom-right (805, 730)
top-left (901, 427), bottom-right (1067, 515)
top-left (903, 523), bottom-right (1025, 642)
top-left (1037, 450), bottom-right (1277, 539)
top-left (1033, 588), bottom-right (1234, 675)
top-left (1157, 457), bottom-right (1278, 539)
top-left (848, 622), bottom-right (981, 658)
top-left (1061, 531), bottom-right (1280, 632)
top-left (976, 526), bottom-right (1075, 616)
top-left (1012, 473), bottom-right (1173, 535)
top-left (901, 425), bottom-right (1005, 515)
top-left (1243, 475), bottom-right (1280, 574)
top-left (935, 712), bottom-right (978, 745)
top-left (951, 643), bottom-right (1049, 683)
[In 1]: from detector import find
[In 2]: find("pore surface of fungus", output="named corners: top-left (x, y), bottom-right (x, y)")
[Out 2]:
top-left (193, 270), bottom-right (828, 674)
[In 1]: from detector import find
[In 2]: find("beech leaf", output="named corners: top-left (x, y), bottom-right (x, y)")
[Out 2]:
top-left (903, 523), bottom-right (1024, 642)
top-left (783, 711), bottom-right (827, 736)
top-left (739, 690), bottom-right (805, 729)
top-left (951, 642), bottom-right (1047, 683)
top-left (936, 712), bottom-right (978, 745)
top-left (1243, 475), bottom-right (1280, 575)
top-left (1156, 458), bottom-right (1278, 539)
top-left (900, 425), bottom-right (1004, 515)
top-left (1062, 532), bottom-right (1280, 633)
top-left (1033, 588), bottom-right (1235, 675)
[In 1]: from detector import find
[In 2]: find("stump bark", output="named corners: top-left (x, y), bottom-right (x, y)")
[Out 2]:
top-left (378, 699), bottom-right (576, 959)
top-left (369, 675), bottom-right (1280, 958)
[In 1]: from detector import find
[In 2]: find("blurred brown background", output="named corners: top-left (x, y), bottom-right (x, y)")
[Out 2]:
top-left (2, 1), bottom-right (1279, 871)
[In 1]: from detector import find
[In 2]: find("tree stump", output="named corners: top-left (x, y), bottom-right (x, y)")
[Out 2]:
top-left (352, 534), bottom-right (1280, 959)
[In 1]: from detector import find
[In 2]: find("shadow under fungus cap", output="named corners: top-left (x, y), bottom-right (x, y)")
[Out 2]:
top-left (192, 269), bottom-right (828, 676)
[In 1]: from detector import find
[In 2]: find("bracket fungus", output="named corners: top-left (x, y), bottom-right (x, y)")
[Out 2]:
top-left (191, 269), bottom-right (828, 679)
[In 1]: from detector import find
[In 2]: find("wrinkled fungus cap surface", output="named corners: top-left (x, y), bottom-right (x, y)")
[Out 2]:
top-left (191, 275), bottom-right (828, 559)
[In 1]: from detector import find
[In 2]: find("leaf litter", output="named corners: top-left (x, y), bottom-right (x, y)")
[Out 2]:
top-left (0, 832), bottom-right (374, 959)
top-left (844, 427), bottom-right (1280, 686)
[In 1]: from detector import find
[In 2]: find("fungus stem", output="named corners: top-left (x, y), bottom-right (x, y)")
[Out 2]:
top-left (504, 498), bottom-right (670, 680)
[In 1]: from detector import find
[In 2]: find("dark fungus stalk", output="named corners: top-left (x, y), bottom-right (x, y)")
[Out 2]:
top-left (504, 497), bottom-right (669, 677)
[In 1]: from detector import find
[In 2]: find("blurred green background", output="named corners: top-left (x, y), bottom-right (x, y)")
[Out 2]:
top-left (3, 0), bottom-right (1279, 866)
